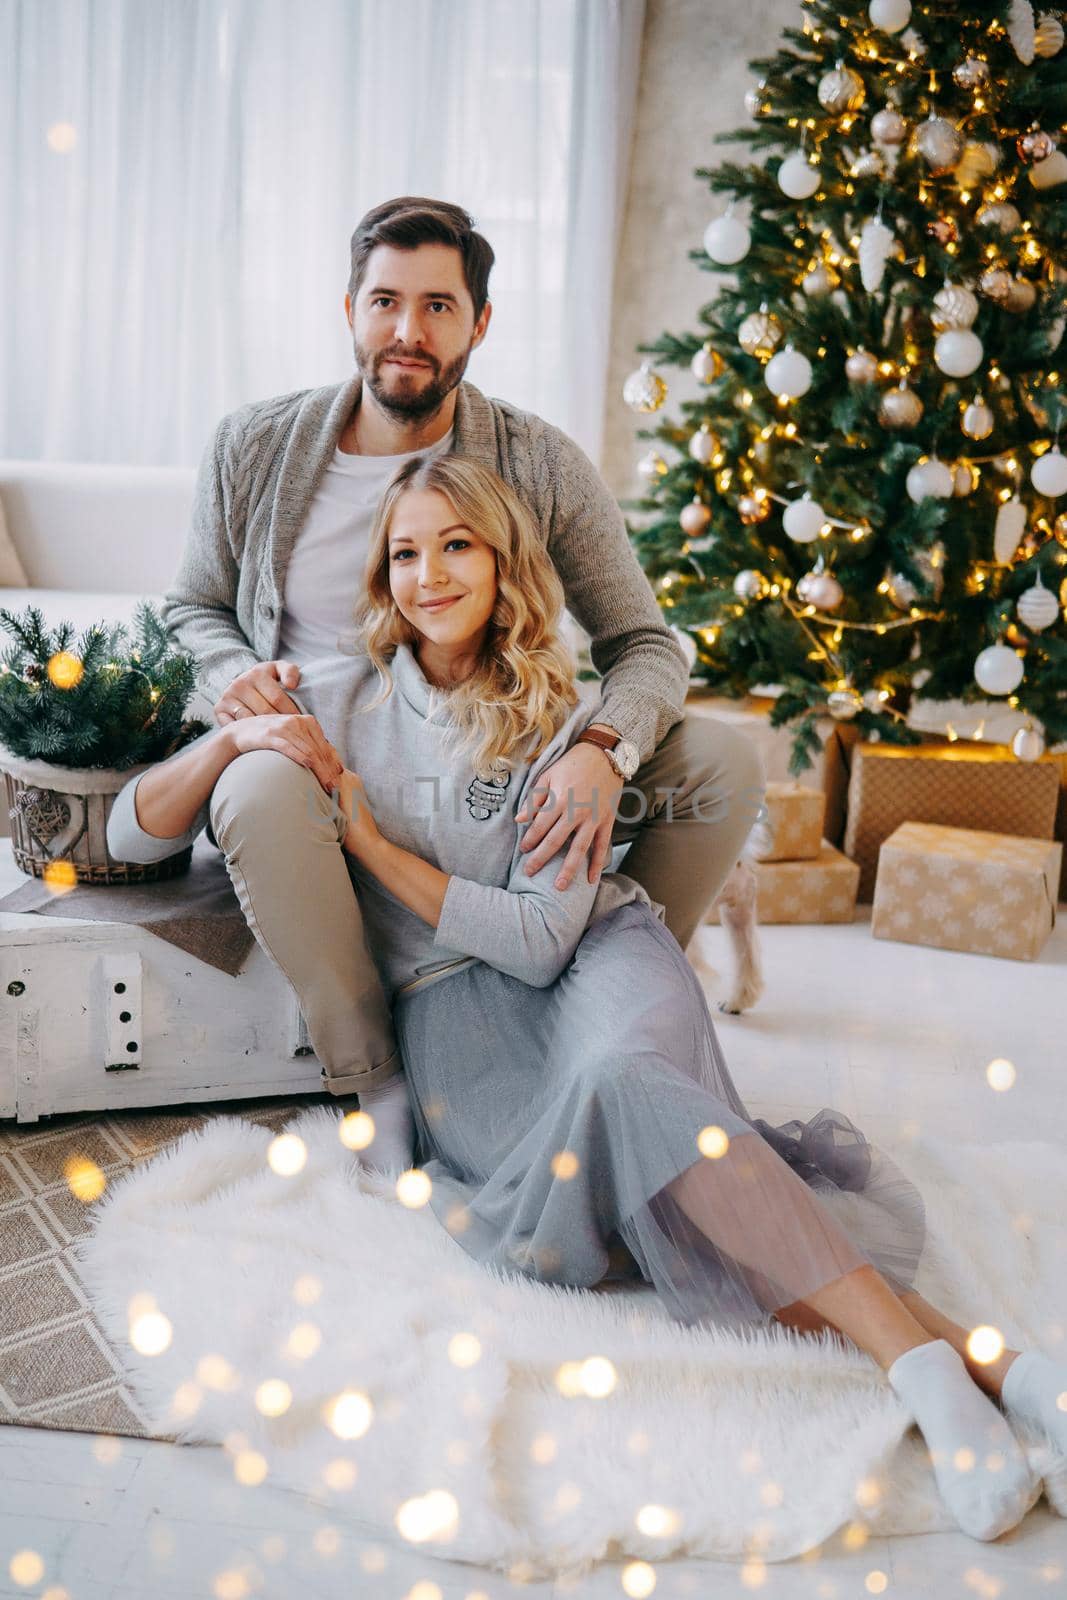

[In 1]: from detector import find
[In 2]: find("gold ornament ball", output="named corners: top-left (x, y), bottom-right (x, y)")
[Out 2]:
top-left (979, 267), bottom-right (1013, 304)
top-left (738, 493), bottom-right (771, 526)
top-left (802, 264), bottom-right (838, 297)
top-left (680, 499), bottom-right (712, 536)
top-left (623, 363), bottom-right (668, 413)
top-left (738, 310), bottom-right (784, 361)
top-left (871, 105), bottom-right (907, 144)
top-left (878, 383), bottom-right (924, 428)
top-left (690, 345), bottom-right (724, 384)
top-left (932, 283), bottom-right (979, 330)
top-left (976, 201), bottom-right (1022, 233)
top-left (961, 397), bottom-right (994, 439)
top-left (817, 64), bottom-right (866, 115)
top-left (804, 571), bottom-right (845, 610)
top-left (845, 347), bottom-right (879, 383)
top-left (1017, 129), bottom-right (1057, 163)
top-left (1054, 511), bottom-right (1067, 542)
top-left (1012, 725), bottom-right (1047, 761)
top-left (637, 449), bottom-right (668, 484)
top-left (1006, 277), bottom-right (1037, 313)
top-left (827, 686), bottom-right (863, 720)
top-left (1034, 12), bottom-right (1065, 55)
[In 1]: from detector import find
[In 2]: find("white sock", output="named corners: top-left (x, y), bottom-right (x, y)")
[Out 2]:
top-left (354, 1073), bottom-right (416, 1174)
top-left (887, 1339), bottom-right (1038, 1541)
top-left (1001, 1350), bottom-right (1067, 1457)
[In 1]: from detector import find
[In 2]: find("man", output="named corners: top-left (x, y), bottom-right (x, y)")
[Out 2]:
top-left (162, 195), bottom-right (763, 1135)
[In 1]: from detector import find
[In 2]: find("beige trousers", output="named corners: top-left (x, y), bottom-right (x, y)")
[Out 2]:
top-left (208, 714), bottom-right (765, 1096)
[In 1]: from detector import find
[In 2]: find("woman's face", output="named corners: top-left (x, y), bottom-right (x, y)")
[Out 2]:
top-left (386, 487), bottom-right (499, 650)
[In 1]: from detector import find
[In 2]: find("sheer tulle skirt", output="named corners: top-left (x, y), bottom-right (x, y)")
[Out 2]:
top-left (393, 901), bottom-right (926, 1330)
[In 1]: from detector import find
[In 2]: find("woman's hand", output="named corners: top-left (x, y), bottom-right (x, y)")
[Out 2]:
top-left (336, 767), bottom-right (382, 858)
top-left (224, 712), bottom-right (344, 794)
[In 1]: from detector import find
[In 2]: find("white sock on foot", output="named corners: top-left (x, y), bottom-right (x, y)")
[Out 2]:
top-left (887, 1338), bottom-right (1038, 1541)
top-left (353, 1073), bottom-right (416, 1174)
top-left (1001, 1351), bottom-right (1067, 1457)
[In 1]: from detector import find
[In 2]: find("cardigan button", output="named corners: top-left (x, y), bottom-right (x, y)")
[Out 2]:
top-left (261, 603), bottom-right (276, 620)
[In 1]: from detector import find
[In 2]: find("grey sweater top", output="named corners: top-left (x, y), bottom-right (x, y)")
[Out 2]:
top-left (160, 374), bottom-right (689, 764)
top-left (106, 643), bottom-right (661, 999)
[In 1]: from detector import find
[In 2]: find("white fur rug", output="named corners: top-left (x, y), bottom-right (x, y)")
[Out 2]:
top-left (75, 1107), bottom-right (1065, 1575)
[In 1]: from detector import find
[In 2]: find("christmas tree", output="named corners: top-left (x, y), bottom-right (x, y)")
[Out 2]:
top-left (625, 0), bottom-right (1067, 772)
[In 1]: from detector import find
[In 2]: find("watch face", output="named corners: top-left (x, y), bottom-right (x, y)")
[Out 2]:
top-left (616, 739), bottom-right (640, 779)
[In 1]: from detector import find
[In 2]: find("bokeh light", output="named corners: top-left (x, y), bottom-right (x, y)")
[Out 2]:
top-left (339, 1110), bottom-right (375, 1150)
top-left (397, 1169), bottom-right (433, 1207)
top-left (636, 1504), bottom-right (681, 1537)
top-left (64, 1154), bottom-right (106, 1201)
top-left (130, 1310), bottom-right (172, 1355)
top-left (9, 1551), bottom-right (45, 1587)
top-left (286, 1321), bottom-right (322, 1359)
top-left (621, 1561), bottom-right (657, 1597)
top-left (966, 1325), bottom-right (1005, 1365)
top-left (986, 1057), bottom-right (1016, 1091)
top-left (395, 1488), bottom-right (459, 1544)
top-left (46, 122), bottom-right (77, 153)
top-left (325, 1389), bottom-right (373, 1439)
top-left (254, 1378), bottom-right (292, 1416)
top-left (47, 651), bottom-right (84, 689)
top-left (698, 1125), bottom-right (730, 1159)
top-left (268, 1133), bottom-right (307, 1176)
top-left (233, 1450), bottom-right (268, 1486)
top-left (448, 1333), bottom-right (482, 1368)
top-left (42, 859), bottom-right (77, 895)
top-left (551, 1150), bottom-right (580, 1180)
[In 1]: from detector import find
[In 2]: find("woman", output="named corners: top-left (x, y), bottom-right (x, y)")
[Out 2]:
top-left (109, 455), bottom-right (1062, 1542)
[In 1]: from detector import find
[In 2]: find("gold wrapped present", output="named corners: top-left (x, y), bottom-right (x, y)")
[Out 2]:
top-left (755, 781), bottom-right (825, 862)
top-left (707, 842), bottom-right (859, 925)
top-left (840, 740), bottom-right (1061, 902)
top-left (871, 822), bottom-right (1062, 962)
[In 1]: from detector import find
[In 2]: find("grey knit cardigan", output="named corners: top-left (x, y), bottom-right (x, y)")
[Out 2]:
top-left (161, 373), bottom-right (689, 762)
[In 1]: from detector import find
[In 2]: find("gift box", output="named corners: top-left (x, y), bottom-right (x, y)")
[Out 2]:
top-left (871, 822), bottom-right (1062, 962)
top-left (839, 740), bottom-right (1061, 903)
top-left (708, 841), bottom-right (859, 925)
top-left (754, 781), bottom-right (825, 862)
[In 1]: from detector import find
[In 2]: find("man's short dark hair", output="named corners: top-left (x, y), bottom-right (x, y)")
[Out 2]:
top-left (348, 197), bottom-right (495, 320)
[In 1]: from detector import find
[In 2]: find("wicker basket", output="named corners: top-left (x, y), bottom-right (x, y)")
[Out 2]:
top-left (0, 745), bottom-right (192, 885)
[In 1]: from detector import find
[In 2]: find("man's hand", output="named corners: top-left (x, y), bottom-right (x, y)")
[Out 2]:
top-left (225, 713), bottom-right (344, 795)
top-left (516, 743), bottom-right (623, 889)
top-left (335, 768), bottom-right (382, 859)
top-left (214, 660), bottom-right (304, 725)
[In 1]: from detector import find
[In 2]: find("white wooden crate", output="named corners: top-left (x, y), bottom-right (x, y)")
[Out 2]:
top-left (0, 844), bottom-right (324, 1123)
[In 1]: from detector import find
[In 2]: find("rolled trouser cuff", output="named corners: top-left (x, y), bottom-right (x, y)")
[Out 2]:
top-left (323, 1049), bottom-right (403, 1096)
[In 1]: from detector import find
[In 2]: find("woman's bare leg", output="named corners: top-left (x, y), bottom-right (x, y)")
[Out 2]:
top-left (776, 1282), bottom-right (1022, 1398)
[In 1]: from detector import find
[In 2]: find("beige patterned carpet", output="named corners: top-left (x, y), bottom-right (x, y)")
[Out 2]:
top-left (0, 1096), bottom-right (322, 1440)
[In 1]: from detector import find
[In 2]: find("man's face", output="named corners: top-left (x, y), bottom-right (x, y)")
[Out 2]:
top-left (346, 243), bottom-right (491, 422)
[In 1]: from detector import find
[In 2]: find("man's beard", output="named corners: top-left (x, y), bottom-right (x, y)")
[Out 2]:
top-left (355, 340), bottom-right (472, 422)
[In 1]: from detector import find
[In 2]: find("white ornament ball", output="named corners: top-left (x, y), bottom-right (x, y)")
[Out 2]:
top-left (689, 426), bottom-right (719, 465)
top-left (765, 345), bottom-right (813, 399)
top-left (1028, 150), bottom-right (1067, 189)
top-left (803, 264), bottom-right (836, 297)
top-left (690, 346), bottom-right (723, 384)
top-left (623, 363), bottom-right (668, 414)
top-left (805, 572), bottom-right (844, 610)
top-left (637, 449), bottom-right (668, 484)
top-left (906, 457), bottom-right (955, 502)
top-left (1031, 447), bottom-right (1067, 496)
top-left (993, 495), bottom-right (1027, 564)
top-left (783, 495), bottom-right (826, 543)
top-left (932, 283), bottom-right (979, 330)
top-left (962, 398), bottom-right (994, 439)
top-left (974, 643), bottom-right (1024, 695)
top-left (1035, 12), bottom-right (1065, 55)
top-left (845, 347), bottom-right (879, 383)
top-left (827, 687), bottom-right (863, 720)
top-left (733, 569), bottom-right (768, 601)
top-left (777, 152), bottom-right (821, 199)
top-left (869, 0), bottom-right (911, 30)
top-left (871, 106), bottom-right (907, 144)
top-left (1016, 575), bottom-right (1060, 630)
top-left (1012, 725), bottom-right (1047, 761)
top-left (934, 328), bottom-right (984, 377)
top-left (680, 499), bottom-right (712, 536)
top-left (916, 115), bottom-right (964, 174)
top-left (703, 214), bottom-right (752, 265)
top-left (670, 625), bottom-right (699, 671)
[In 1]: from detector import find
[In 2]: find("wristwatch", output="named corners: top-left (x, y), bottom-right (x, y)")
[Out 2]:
top-left (575, 726), bottom-right (640, 781)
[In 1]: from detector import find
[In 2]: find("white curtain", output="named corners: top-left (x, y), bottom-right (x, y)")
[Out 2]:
top-left (1, 0), bottom-right (644, 468)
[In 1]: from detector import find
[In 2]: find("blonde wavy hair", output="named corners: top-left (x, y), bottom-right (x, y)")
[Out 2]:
top-left (355, 454), bottom-right (579, 777)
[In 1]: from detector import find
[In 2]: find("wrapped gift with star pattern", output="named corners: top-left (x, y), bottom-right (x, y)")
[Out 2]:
top-left (754, 781), bottom-right (825, 862)
top-left (735, 842), bottom-right (860, 925)
top-left (871, 822), bottom-right (1062, 962)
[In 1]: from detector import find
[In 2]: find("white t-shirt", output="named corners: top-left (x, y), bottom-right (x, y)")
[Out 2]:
top-left (277, 426), bottom-right (455, 663)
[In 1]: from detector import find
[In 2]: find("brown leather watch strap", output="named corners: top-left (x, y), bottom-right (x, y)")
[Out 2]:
top-left (575, 728), bottom-right (618, 753)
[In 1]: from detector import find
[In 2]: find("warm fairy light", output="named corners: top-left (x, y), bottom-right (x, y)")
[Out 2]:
top-left (621, 1562), bottom-right (657, 1598)
top-left (843, 1521), bottom-right (869, 1549)
top-left (293, 1274), bottom-right (322, 1305)
top-left (325, 1390), bottom-right (373, 1439)
top-left (855, 1476), bottom-right (882, 1507)
top-left (8, 1552), bottom-right (45, 1587)
top-left (739, 390), bottom-right (753, 407)
top-left (338, 1110), bottom-right (375, 1150)
top-left (64, 1153), bottom-right (106, 1200)
top-left (636, 1504), bottom-right (681, 1537)
top-left (39, 852), bottom-right (79, 896)
top-left (865, 1575), bottom-right (889, 1596)
top-left (698, 1125), bottom-right (730, 1159)
top-left (551, 1150), bottom-right (580, 1180)
top-left (397, 1169), bottom-right (432, 1207)
top-left (555, 1356), bottom-right (617, 1398)
top-left (234, 1450), bottom-right (268, 1486)
top-left (740, 1558), bottom-right (768, 1588)
top-left (268, 1134), bottom-right (307, 1176)
top-left (986, 1057), bottom-right (1016, 1091)
top-left (197, 1353), bottom-right (239, 1389)
top-left (395, 1489), bottom-right (459, 1543)
top-left (966, 1325), bottom-right (1006, 1365)
top-left (254, 1379), bottom-right (292, 1417)
top-left (286, 1321), bottom-right (321, 1359)
top-left (47, 651), bottom-right (84, 689)
top-left (530, 1432), bottom-right (558, 1463)
top-left (130, 1309), bottom-right (172, 1355)
top-left (322, 1458), bottom-right (358, 1490)
top-left (448, 1333), bottom-right (482, 1368)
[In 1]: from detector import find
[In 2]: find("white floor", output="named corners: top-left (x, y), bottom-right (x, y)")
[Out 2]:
top-left (2, 908), bottom-right (1067, 1598)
